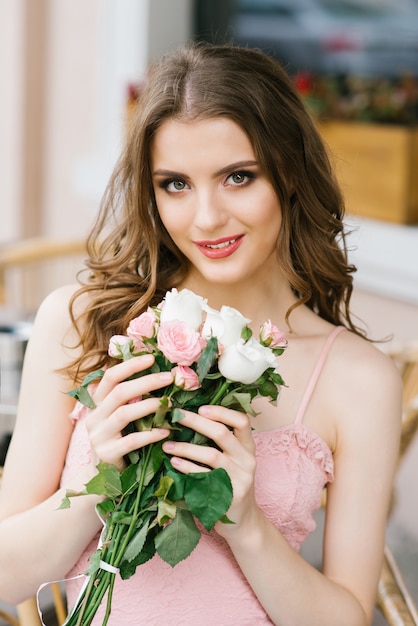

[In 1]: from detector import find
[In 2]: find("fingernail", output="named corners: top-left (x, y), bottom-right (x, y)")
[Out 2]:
top-left (163, 440), bottom-right (175, 451)
top-left (160, 372), bottom-right (173, 383)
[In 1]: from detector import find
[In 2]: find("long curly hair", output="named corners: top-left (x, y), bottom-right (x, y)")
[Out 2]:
top-left (68, 41), bottom-right (360, 382)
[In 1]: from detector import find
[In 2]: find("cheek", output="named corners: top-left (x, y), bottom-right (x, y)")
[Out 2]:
top-left (155, 197), bottom-right (178, 234)
top-left (157, 208), bottom-right (187, 247)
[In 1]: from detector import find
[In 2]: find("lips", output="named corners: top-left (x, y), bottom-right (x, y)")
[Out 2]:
top-left (194, 235), bottom-right (244, 259)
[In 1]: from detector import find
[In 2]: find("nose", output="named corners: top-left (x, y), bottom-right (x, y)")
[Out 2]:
top-left (193, 188), bottom-right (228, 232)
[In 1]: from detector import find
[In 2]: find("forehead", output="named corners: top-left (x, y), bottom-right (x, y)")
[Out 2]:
top-left (151, 117), bottom-right (256, 168)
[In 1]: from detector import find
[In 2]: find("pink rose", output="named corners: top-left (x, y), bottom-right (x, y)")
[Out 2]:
top-left (127, 309), bottom-right (158, 340)
top-left (157, 320), bottom-right (205, 366)
top-left (259, 320), bottom-right (287, 348)
top-left (108, 335), bottom-right (134, 358)
top-left (172, 365), bottom-right (201, 391)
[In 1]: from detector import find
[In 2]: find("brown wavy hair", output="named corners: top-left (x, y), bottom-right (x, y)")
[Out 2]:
top-left (68, 41), bottom-right (360, 382)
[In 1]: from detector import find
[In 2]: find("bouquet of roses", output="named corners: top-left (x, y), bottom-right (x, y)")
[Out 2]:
top-left (60, 288), bottom-right (286, 626)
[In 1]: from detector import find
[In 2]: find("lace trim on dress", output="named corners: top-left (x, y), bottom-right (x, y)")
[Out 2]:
top-left (254, 423), bottom-right (334, 480)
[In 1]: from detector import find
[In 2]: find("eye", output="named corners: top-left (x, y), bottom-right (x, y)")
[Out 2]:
top-left (226, 171), bottom-right (254, 186)
top-left (161, 179), bottom-right (189, 193)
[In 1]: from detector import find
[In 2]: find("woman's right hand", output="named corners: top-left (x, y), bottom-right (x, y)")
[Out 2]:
top-left (85, 354), bottom-right (173, 472)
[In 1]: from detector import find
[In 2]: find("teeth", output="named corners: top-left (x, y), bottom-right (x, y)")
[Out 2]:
top-left (205, 239), bottom-right (236, 249)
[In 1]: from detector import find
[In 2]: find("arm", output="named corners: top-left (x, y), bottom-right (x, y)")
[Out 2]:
top-left (0, 286), bottom-right (102, 603)
top-left (0, 286), bottom-right (173, 604)
top-left (162, 335), bottom-right (403, 626)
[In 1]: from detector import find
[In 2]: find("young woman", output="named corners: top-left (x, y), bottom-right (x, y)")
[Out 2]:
top-left (0, 43), bottom-right (402, 625)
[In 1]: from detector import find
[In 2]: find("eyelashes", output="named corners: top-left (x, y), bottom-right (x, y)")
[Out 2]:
top-left (158, 170), bottom-right (256, 193)
top-left (159, 179), bottom-right (189, 192)
top-left (226, 170), bottom-right (255, 186)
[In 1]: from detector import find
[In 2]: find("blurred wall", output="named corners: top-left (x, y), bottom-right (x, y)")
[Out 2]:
top-left (0, 0), bottom-right (25, 242)
top-left (0, 0), bottom-right (192, 244)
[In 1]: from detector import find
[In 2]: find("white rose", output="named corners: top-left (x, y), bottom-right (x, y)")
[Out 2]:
top-left (218, 337), bottom-right (277, 384)
top-left (202, 305), bottom-right (251, 348)
top-left (159, 288), bottom-right (207, 330)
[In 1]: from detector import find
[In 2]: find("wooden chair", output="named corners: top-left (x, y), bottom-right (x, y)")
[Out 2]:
top-left (375, 344), bottom-right (418, 625)
top-left (0, 607), bottom-right (20, 625)
top-left (378, 544), bottom-right (418, 626)
top-left (0, 236), bottom-right (86, 318)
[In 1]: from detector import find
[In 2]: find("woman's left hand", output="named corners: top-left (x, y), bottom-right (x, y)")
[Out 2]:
top-left (162, 405), bottom-right (259, 536)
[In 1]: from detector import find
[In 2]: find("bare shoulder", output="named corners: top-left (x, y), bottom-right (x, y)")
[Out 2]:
top-left (36, 282), bottom-right (88, 323)
top-left (333, 329), bottom-right (402, 390)
top-left (329, 328), bottom-right (403, 444)
top-left (21, 282), bottom-right (89, 391)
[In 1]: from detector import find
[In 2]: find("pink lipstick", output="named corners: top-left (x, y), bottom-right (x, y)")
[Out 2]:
top-left (194, 234), bottom-right (244, 259)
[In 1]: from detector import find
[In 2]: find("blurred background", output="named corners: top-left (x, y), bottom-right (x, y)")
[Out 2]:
top-left (0, 1), bottom-right (417, 624)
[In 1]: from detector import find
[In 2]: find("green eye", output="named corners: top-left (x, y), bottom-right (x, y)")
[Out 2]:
top-left (162, 179), bottom-right (189, 192)
top-left (227, 171), bottom-right (255, 186)
top-left (231, 172), bottom-right (246, 184)
top-left (170, 180), bottom-right (186, 191)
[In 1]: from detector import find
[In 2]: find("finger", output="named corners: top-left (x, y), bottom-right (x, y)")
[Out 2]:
top-left (181, 406), bottom-right (254, 452)
top-left (93, 354), bottom-right (155, 404)
top-left (163, 438), bottom-right (222, 472)
top-left (94, 427), bottom-right (170, 469)
top-left (88, 396), bottom-right (166, 441)
top-left (91, 370), bottom-right (174, 424)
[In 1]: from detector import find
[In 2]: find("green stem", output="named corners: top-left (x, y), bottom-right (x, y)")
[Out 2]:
top-left (114, 443), bottom-right (154, 566)
top-left (102, 573), bottom-right (116, 626)
top-left (210, 378), bottom-right (231, 406)
top-left (64, 445), bottom-right (155, 625)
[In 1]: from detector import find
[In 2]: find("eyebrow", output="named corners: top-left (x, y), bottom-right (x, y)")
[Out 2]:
top-left (152, 160), bottom-right (259, 178)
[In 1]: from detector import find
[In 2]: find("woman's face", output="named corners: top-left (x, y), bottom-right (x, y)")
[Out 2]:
top-left (151, 116), bottom-right (283, 291)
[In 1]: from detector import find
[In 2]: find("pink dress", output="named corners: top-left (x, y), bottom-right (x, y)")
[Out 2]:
top-left (62, 326), bottom-right (343, 625)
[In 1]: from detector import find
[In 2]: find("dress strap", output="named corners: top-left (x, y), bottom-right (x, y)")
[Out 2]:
top-left (294, 325), bottom-right (345, 425)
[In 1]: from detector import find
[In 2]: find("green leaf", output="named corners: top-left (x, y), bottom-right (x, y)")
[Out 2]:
top-left (81, 369), bottom-right (105, 387)
top-left (258, 379), bottom-right (280, 400)
top-left (150, 441), bottom-right (165, 476)
top-left (155, 508), bottom-right (201, 567)
top-left (58, 496), bottom-right (71, 510)
top-left (85, 462), bottom-right (122, 498)
top-left (120, 463), bottom-right (139, 494)
top-left (111, 511), bottom-right (133, 524)
top-left (171, 408), bottom-right (186, 423)
top-left (153, 396), bottom-right (170, 428)
top-left (124, 515), bottom-right (152, 563)
top-left (136, 446), bottom-right (162, 488)
top-left (184, 468), bottom-right (233, 531)
top-left (269, 370), bottom-right (286, 386)
top-left (221, 391), bottom-right (257, 417)
top-left (272, 347), bottom-right (286, 357)
top-left (241, 325), bottom-right (253, 341)
top-left (120, 340), bottom-right (135, 361)
top-left (197, 336), bottom-right (219, 382)
top-left (172, 389), bottom-right (199, 406)
top-left (120, 532), bottom-right (156, 579)
top-left (86, 549), bottom-right (102, 576)
top-left (164, 462), bottom-right (187, 501)
top-left (154, 475), bottom-right (174, 499)
top-left (66, 369), bottom-right (105, 409)
top-left (134, 414), bottom-right (154, 432)
top-left (96, 499), bottom-right (115, 518)
top-left (66, 385), bottom-right (96, 409)
top-left (157, 499), bottom-right (177, 525)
